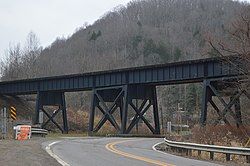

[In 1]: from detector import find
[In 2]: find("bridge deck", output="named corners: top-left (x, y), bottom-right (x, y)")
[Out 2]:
top-left (0, 57), bottom-right (243, 95)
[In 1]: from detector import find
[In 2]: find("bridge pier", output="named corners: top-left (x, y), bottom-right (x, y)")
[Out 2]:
top-left (123, 85), bottom-right (160, 134)
top-left (200, 79), bottom-right (249, 127)
top-left (88, 86), bottom-right (124, 134)
top-left (35, 91), bottom-right (68, 133)
top-left (88, 85), bottom-right (160, 135)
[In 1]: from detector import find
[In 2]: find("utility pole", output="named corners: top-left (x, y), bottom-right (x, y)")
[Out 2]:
top-left (135, 88), bottom-right (139, 134)
top-left (160, 104), bottom-right (164, 134)
top-left (184, 84), bottom-right (187, 112)
top-left (177, 103), bottom-right (183, 134)
top-left (158, 93), bottom-right (164, 134)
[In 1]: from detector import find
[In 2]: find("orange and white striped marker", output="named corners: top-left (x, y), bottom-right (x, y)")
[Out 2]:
top-left (10, 106), bottom-right (17, 120)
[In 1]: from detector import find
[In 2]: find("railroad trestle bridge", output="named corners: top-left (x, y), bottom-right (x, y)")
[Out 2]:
top-left (0, 56), bottom-right (248, 134)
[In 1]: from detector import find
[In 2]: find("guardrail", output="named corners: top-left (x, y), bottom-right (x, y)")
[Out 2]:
top-left (31, 128), bottom-right (48, 136)
top-left (164, 138), bottom-right (250, 163)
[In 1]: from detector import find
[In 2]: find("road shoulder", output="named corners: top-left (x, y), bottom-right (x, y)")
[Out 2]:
top-left (0, 138), bottom-right (61, 166)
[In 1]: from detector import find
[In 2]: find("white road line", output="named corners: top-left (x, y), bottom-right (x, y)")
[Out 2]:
top-left (45, 141), bottom-right (70, 166)
top-left (152, 141), bottom-right (170, 155)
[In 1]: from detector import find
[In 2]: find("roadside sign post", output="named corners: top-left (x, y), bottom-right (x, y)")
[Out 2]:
top-left (10, 106), bottom-right (17, 139)
top-left (1, 107), bottom-right (7, 139)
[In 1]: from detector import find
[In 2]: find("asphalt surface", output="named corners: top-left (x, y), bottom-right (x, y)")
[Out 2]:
top-left (43, 137), bottom-right (222, 166)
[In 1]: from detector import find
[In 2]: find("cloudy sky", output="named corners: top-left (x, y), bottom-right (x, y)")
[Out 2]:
top-left (0, 0), bottom-right (131, 59)
top-left (0, 0), bottom-right (249, 59)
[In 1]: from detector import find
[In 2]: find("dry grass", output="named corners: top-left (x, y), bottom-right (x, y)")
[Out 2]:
top-left (162, 124), bottom-right (250, 165)
top-left (191, 125), bottom-right (250, 146)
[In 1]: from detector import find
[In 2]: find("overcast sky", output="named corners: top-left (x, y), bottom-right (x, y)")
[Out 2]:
top-left (0, 0), bottom-right (132, 59)
top-left (0, 0), bottom-right (249, 59)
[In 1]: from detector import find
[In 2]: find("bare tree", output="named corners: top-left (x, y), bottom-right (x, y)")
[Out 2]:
top-left (1, 43), bottom-right (22, 80)
top-left (207, 6), bottom-right (250, 80)
top-left (205, 6), bottom-right (250, 138)
top-left (21, 31), bottom-right (42, 78)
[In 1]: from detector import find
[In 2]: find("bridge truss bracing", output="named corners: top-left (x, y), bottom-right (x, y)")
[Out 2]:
top-left (201, 78), bottom-right (249, 128)
top-left (35, 91), bottom-right (68, 133)
top-left (88, 85), bottom-right (160, 135)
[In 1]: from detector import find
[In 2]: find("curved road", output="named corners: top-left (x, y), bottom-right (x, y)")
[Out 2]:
top-left (43, 137), bottom-right (221, 166)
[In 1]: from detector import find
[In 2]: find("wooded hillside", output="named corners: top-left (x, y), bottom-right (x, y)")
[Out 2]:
top-left (0, 0), bottom-right (249, 132)
top-left (1, 0), bottom-right (247, 79)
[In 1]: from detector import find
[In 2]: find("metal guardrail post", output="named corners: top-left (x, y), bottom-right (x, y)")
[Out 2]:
top-left (226, 153), bottom-right (230, 161)
top-left (210, 152), bottom-right (214, 160)
top-left (246, 155), bottom-right (250, 163)
top-left (188, 149), bottom-right (192, 156)
top-left (198, 150), bottom-right (201, 157)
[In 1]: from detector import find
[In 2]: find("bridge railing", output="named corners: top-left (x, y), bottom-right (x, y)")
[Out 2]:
top-left (163, 138), bottom-right (250, 163)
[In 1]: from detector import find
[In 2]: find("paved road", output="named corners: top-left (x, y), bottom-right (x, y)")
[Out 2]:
top-left (43, 137), bottom-right (222, 166)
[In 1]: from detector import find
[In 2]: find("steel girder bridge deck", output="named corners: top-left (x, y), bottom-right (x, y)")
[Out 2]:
top-left (0, 57), bottom-right (248, 134)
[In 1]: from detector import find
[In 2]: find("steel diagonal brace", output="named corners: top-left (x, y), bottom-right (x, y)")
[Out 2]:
top-left (97, 91), bottom-right (121, 130)
top-left (127, 100), bottom-right (155, 133)
top-left (93, 104), bottom-right (119, 132)
top-left (42, 109), bottom-right (61, 127)
top-left (97, 104), bottom-right (120, 131)
top-left (108, 90), bottom-right (124, 112)
top-left (96, 89), bottom-right (124, 114)
top-left (209, 84), bottom-right (244, 122)
top-left (140, 107), bottom-right (156, 133)
top-left (208, 84), bottom-right (228, 106)
top-left (219, 91), bottom-right (244, 120)
top-left (95, 92), bottom-right (121, 131)
top-left (41, 108), bottom-right (63, 132)
top-left (209, 99), bottom-right (231, 126)
top-left (126, 100), bottom-right (147, 133)
top-left (243, 90), bottom-right (250, 99)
